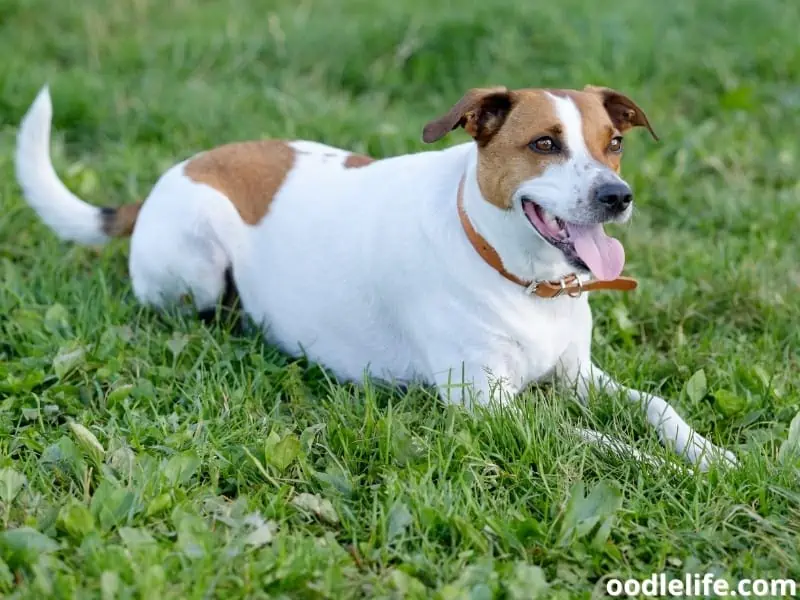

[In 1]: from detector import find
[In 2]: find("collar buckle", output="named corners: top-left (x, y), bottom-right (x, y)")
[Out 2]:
top-left (525, 274), bottom-right (580, 298)
top-left (551, 277), bottom-right (569, 298)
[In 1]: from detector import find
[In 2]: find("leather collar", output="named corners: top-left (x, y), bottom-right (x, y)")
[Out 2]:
top-left (456, 177), bottom-right (638, 298)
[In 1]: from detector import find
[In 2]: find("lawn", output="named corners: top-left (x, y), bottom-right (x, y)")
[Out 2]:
top-left (1, 0), bottom-right (799, 597)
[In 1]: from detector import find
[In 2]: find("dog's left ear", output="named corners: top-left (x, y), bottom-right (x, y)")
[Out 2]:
top-left (422, 87), bottom-right (513, 145)
top-left (585, 85), bottom-right (659, 141)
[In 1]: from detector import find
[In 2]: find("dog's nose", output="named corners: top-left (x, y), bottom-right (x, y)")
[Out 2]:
top-left (594, 182), bottom-right (633, 212)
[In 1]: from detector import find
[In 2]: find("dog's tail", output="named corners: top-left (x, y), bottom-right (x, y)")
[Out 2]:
top-left (15, 85), bottom-right (141, 245)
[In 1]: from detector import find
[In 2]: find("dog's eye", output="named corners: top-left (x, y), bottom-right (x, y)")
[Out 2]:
top-left (529, 136), bottom-right (558, 154)
top-left (608, 136), bottom-right (624, 153)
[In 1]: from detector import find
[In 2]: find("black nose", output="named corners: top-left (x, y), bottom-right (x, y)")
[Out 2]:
top-left (594, 182), bottom-right (633, 212)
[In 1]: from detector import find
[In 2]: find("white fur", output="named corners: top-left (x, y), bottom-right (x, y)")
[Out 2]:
top-left (15, 86), bottom-right (736, 471)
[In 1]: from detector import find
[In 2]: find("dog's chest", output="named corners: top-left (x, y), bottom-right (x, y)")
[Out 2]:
top-left (488, 294), bottom-right (593, 384)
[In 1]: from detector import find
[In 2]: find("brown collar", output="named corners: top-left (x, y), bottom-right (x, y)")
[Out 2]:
top-left (456, 177), bottom-right (638, 298)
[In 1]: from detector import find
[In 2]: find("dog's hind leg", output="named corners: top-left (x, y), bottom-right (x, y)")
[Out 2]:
top-left (128, 164), bottom-right (247, 316)
top-left (130, 223), bottom-right (232, 313)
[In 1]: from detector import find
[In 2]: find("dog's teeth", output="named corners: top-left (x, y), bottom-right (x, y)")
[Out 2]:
top-left (543, 211), bottom-right (558, 227)
top-left (542, 211), bottom-right (567, 236)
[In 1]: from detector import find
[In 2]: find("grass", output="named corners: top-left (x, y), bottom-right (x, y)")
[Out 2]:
top-left (1, 0), bottom-right (799, 597)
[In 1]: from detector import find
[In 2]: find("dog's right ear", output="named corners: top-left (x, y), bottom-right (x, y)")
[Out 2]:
top-left (422, 87), bottom-right (513, 145)
top-left (584, 85), bottom-right (658, 141)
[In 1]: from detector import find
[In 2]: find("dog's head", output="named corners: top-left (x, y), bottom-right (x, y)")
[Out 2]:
top-left (423, 86), bottom-right (656, 282)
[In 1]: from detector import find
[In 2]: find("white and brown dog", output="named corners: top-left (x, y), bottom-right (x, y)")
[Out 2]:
top-left (15, 84), bottom-right (736, 470)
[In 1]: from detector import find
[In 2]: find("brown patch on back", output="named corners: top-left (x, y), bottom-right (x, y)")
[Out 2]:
top-left (184, 140), bottom-right (295, 225)
top-left (344, 153), bottom-right (374, 168)
top-left (475, 89), bottom-right (564, 209)
top-left (101, 202), bottom-right (143, 237)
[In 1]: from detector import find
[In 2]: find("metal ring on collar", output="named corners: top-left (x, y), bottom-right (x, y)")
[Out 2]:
top-left (567, 276), bottom-right (583, 298)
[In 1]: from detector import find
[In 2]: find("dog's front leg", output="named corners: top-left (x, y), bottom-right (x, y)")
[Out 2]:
top-left (432, 362), bottom-right (519, 409)
top-left (576, 364), bottom-right (737, 471)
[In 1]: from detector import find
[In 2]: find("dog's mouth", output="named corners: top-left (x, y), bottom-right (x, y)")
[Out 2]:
top-left (521, 198), bottom-right (625, 281)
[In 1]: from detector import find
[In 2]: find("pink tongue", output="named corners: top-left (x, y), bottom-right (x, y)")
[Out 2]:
top-left (566, 224), bottom-right (625, 281)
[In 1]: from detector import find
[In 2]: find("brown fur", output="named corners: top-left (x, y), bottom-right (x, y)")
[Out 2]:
top-left (101, 202), bottom-right (143, 237)
top-left (476, 89), bottom-right (564, 208)
top-left (344, 154), bottom-right (374, 168)
top-left (184, 140), bottom-right (295, 225)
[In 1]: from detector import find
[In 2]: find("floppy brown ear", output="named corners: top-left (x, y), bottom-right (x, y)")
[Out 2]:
top-left (584, 85), bottom-right (658, 141)
top-left (422, 87), bottom-right (512, 145)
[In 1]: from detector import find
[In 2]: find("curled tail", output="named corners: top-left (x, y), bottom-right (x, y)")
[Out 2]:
top-left (14, 85), bottom-right (141, 245)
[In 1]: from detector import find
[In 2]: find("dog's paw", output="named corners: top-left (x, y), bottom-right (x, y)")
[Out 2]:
top-left (683, 435), bottom-right (738, 472)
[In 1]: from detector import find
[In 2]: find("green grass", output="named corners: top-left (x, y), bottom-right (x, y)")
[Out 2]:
top-left (1, 0), bottom-right (799, 597)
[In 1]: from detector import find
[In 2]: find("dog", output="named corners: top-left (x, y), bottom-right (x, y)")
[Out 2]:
top-left (15, 84), bottom-right (736, 470)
